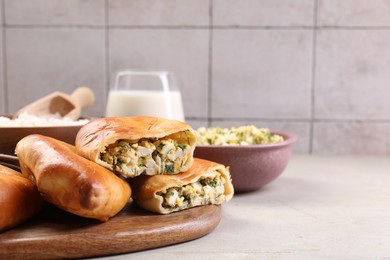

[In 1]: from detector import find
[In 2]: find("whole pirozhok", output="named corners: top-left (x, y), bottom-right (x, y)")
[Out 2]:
top-left (16, 134), bottom-right (131, 222)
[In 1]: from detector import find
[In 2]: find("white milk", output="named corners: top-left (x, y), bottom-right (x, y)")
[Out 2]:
top-left (105, 90), bottom-right (185, 121)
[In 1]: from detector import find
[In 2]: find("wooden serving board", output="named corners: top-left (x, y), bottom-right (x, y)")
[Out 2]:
top-left (0, 203), bottom-right (221, 259)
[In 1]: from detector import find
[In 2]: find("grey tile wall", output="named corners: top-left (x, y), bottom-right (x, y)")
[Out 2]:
top-left (212, 29), bottom-right (312, 119)
top-left (317, 0), bottom-right (390, 27)
top-left (108, 28), bottom-right (209, 118)
top-left (6, 28), bottom-right (106, 116)
top-left (4, 0), bottom-right (105, 26)
top-left (0, 2), bottom-right (4, 113)
top-left (0, 0), bottom-right (390, 155)
top-left (314, 0), bottom-right (390, 155)
top-left (315, 30), bottom-right (390, 120)
top-left (313, 122), bottom-right (390, 155)
top-left (108, 0), bottom-right (210, 26)
top-left (213, 0), bottom-right (314, 26)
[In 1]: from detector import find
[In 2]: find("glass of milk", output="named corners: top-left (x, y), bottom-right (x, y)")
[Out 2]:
top-left (105, 70), bottom-right (185, 121)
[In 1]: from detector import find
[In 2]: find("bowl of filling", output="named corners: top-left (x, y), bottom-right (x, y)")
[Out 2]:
top-left (194, 125), bottom-right (297, 193)
top-left (0, 113), bottom-right (89, 155)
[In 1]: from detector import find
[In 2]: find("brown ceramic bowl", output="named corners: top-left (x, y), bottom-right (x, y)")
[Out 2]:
top-left (0, 115), bottom-right (87, 155)
top-left (194, 130), bottom-right (297, 193)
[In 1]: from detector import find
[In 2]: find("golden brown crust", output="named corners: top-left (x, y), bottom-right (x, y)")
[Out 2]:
top-left (15, 134), bottom-right (131, 222)
top-left (75, 116), bottom-right (197, 175)
top-left (0, 165), bottom-right (44, 232)
top-left (130, 158), bottom-right (234, 214)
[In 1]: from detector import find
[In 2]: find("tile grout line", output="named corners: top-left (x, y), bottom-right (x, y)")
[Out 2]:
top-left (207, 0), bottom-right (213, 127)
top-left (6, 24), bottom-right (390, 30)
top-left (309, 0), bottom-right (319, 154)
top-left (186, 117), bottom-right (390, 122)
top-left (1, 0), bottom-right (8, 114)
top-left (104, 0), bottom-right (110, 114)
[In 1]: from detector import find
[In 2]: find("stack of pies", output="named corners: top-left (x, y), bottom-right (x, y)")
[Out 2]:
top-left (1, 116), bottom-right (234, 231)
top-left (75, 116), bottom-right (234, 214)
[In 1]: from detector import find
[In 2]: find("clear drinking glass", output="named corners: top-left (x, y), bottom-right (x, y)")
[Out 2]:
top-left (105, 70), bottom-right (185, 121)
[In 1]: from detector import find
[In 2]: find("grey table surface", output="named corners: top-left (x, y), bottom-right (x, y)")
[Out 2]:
top-left (98, 154), bottom-right (390, 259)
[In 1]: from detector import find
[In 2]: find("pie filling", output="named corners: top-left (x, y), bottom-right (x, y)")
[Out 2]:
top-left (157, 172), bottom-right (226, 210)
top-left (100, 132), bottom-right (192, 177)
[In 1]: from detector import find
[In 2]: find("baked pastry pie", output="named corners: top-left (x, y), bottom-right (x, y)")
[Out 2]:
top-left (0, 164), bottom-right (44, 231)
top-left (130, 158), bottom-right (234, 214)
top-left (16, 134), bottom-right (131, 221)
top-left (75, 116), bottom-right (197, 178)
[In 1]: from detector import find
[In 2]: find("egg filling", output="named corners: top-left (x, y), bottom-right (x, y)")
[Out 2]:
top-left (157, 172), bottom-right (226, 210)
top-left (100, 132), bottom-right (192, 177)
top-left (196, 125), bottom-right (284, 146)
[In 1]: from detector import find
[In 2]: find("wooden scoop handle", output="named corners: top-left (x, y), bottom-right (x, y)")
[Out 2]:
top-left (70, 87), bottom-right (95, 109)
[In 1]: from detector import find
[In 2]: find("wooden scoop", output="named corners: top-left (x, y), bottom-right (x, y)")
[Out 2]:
top-left (13, 87), bottom-right (95, 120)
